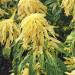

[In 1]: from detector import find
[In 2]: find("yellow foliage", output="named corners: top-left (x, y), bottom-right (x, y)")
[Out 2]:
top-left (64, 47), bottom-right (71, 53)
top-left (18, 0), bottom-right (47, 18)
top-left (16, 13), bottom-right (59, 51)
top-left (64, 57), bottom-right (75, 69)
top-left (61, 0), bottom-right (75, 16)
top-left (64, 57), bottom-right (75, 64)
top-left (61, 0), bottom-right (75, 21)
top-left (0, 15), bottom-right (20, 48)
top-left (65, 70), bottom-right (75, 75)
top-left (22, 68), bottom-right (29, 75)
top-left (22, 63), bottom-right (29, 75)
top-left (0, 0), bottom-right (10, 4)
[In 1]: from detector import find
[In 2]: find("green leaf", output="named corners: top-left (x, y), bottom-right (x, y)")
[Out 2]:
top-left (29, 52), bottom-right (36, 75)
top-left (18, 53), bottom-right (30, 73)
top-left (45, 50), bottom-right (63, 75)
top-left (39, 52), bottom-right (45, 70)
top-left (3, 47), bottom-right (11, 58)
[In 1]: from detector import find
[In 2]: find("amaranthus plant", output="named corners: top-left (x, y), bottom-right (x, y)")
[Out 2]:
top-left (1, 0), bottom-right (75, 75)
top-left (18, 0), bottom-right (47, 19)
top-left (11, 13), bottom-right (66, 75)
top-left (0, 16), bottom-right (19, 48)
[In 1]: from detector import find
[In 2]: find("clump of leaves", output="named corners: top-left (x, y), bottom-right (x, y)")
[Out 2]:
top-left (16, 13), bottom-right (59, 50)
top-left (0, 13), bottom-right (20, 48)
top-left (61, 0), bottom-right (75, 22)
top-left (11, 13), bottom-right (66, 75)
top-left (18, 0), bottom-right (47, 19)
top-left (0, 0), bottom-right (74, 75)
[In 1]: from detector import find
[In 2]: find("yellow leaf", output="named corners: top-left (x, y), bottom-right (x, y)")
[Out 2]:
top-left (16, 13), bottom-right (59, 51)
top-left (0, 15), bottom-right (20, 48)
top-left (65, 70), bottom-right (75, 75)
top-left (18, 0), bottom-right (47, 18)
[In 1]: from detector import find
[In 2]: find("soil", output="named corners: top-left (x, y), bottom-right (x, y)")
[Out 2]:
top-left (0, 57), bottom-right (11, 75)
